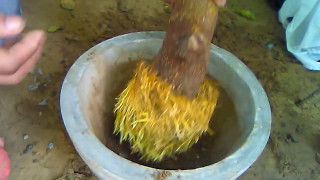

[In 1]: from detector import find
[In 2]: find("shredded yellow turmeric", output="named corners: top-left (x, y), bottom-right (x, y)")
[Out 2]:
top-left (114, 61), bottom-right (219, 162)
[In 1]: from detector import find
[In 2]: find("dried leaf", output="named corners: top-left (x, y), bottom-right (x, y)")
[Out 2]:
top-left (60, 0), bottom-right (76, 10)
top-left (47, 25), bottom-right (61, 33)
top-left (237, 10), bottom-right (256, 20)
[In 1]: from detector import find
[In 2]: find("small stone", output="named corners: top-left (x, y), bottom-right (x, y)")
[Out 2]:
top-left (60, 0), bottom-right (76, 10)
top-left (38, 98), bottom-right (48, 107)
top-left (28, 82), bottom-right (40, 91)
top-left (44, 75), bottom-right (51, 82)
top-left (28, 66), bottom-right (36, 75)
top-left (39, 112), bottom-right (42, 116)
top-left (48, 142), bottom-right (54, 150)
top-left (267, 43), bottom-right (274, 50)
top-left (23, 134), bottom-right (29, 140)
top-left (37, 67), bottom-right (44, 75)
top-left (286, 134), bottom-right (299, 143)
top-left (316, 152), bottom-right (320, 164)
top-left (196, 154), bottom-right (200, 159)
top-left (33, 76), bottom-right (38, 83)
top-left (201, 147), bottom-right (206, 152)
top-left (117, 0), bottom-right (130, 12)
top-left (23, 144), bottom-right (33, 154)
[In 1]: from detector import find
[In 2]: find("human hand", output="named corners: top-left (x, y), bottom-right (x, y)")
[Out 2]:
top-left (0, 14), bottom-right (46, 85)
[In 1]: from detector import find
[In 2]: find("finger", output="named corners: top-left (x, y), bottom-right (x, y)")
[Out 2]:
top-left (0, 14), bottom-right (25, 38)
top-left (0, 33), bottom-right (46, 85)
top-left (0, 30), bottom-right (45, 75)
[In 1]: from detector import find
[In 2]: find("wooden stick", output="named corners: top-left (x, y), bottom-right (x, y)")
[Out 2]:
top-left (155, 0), bottom-right (219, 98)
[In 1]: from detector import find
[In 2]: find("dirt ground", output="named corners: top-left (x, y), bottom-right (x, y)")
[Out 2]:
top-left (0, 0), bottom-right (319, 179)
